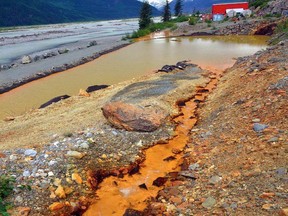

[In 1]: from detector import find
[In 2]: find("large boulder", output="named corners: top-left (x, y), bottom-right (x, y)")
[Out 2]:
top-left (102, 101), bottom-right (166, 132)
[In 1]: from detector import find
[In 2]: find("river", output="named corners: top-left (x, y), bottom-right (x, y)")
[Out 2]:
top-left (0, 35), bottom-right (268, 119)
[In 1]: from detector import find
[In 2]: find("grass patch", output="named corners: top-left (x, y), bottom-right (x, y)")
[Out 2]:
top-left (276, 19), bottom-right (288, 33)
top-left (0, 175), bottom-right (15, 216)
top-left (124, 22), bottom-right (176, 39)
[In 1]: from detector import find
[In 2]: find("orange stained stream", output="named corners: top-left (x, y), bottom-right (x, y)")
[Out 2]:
top-left (84, 74), bottom-right (217, 216)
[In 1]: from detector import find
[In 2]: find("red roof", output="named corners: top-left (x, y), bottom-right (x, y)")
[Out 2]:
top-left (212, 2), bottom-right (249, 15)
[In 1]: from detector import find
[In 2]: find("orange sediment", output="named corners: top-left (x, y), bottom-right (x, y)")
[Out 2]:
top-left (83, 72), bottom-right (218, 216)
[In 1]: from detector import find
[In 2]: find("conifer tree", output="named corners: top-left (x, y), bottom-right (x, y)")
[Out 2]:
top-left (162, 0), bottom-right (171, 22)
top-left (174, 0), bottom-right (183, 17)
top-left (139, 1), bottom-right (152, 29)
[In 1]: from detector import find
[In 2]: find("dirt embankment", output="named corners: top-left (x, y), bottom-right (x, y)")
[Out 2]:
top-left (172, 18), bottom-right (280, 37)
top-left (143, 40), bottom-right (288, 216)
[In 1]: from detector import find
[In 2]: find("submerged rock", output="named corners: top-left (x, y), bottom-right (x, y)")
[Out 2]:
top-left (39, 95), bottom-right (70, 109)
top-left (102, 101), bottom-right (166, 132)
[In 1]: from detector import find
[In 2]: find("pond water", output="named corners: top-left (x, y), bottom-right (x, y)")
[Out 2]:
top-left (0, 35), bottom-right (268, 119)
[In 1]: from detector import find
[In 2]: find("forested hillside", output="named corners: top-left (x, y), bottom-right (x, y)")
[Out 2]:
top-left (0, 0), bottom-right (160, 27)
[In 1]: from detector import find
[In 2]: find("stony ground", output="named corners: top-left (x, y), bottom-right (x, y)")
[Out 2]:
top-left (143, 40), bottom-right (288, 216)
top-left (0, 63), bottom-right (212, 215)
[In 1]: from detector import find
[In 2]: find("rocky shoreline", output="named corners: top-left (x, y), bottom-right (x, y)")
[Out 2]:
top-left (0, 42), bottom-right (131, 94)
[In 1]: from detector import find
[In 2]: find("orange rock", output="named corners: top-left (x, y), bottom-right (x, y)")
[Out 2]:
top-left (55, 185), bottom-right (66, 198)
top-left (11, 207), bottom-right (31, 216)
top-left (64, 186), bottom-right (74, 195)
top-left (279, 208), bottom-right (288, 216)
top-left (262, 204), bottom-right (274, 210)
top-left (72, 173), bottom-right (83, 184)
top-left (78, 89), bottom-right (90, 97)
top-left (231, 170), bottom-right (241, 177)
top-left (260, 192), bottom-right (275, 199)
top-left (49, 202), bottom-right (65, 211)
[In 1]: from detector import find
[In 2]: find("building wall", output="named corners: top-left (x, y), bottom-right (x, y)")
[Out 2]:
top-left (212, 2), bottom-right (249, 15)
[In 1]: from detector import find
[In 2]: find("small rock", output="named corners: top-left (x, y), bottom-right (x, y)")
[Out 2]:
top-left (253, 123), bottom-right (268, 132)
top-left (24, 149), bottom-right (37, 157)
top-left (153, 177), bottom-right (168, 187)
top-left (268, 137), bottom-right (278, 143)
top-left (9, 154), bottom-right (18, 161)
top-left (86, 132), bottom-right (93, 138)
top-left (275, 167), bottom-right (287, 176)
top-left (262, 203), bottom-right (274, 210)
top-left (58, 49), bottom-right (69, 54)
top-left (48, 171), bottom-right (54, 177)
top-left (252, 118), bottom-right (261, 123)
top-left (66, 151), bottom-right (85, 159)
top-left (23, 170), bottom-right (30, 177)
top-left (49, 202), bottom-right (65, 211)
top-left (15, 195), bottom-right (23, 203)
top-left (14, 207), bottom-right (31, 216)
top-left (78, 89), bottom-right (90, 97)
top-left (136, 140), bottom-right (143, 147)
top-left (55, 185), bottom-right (66, 198)
top-left (21, 55), bottom-right (32, 64)
top-left (202, 197), bottom-right (216, 209)
top-left (230, 202), bottom-right (238, 209)
top-left (48, 160), bottom-right (57, 166)
top-left (189, 163), bottom-right (200, 171)
top-left (209, 175), bottom-right (222, 185)
top-left (88, 40), bottom-right (97, 47)
top-left (72, 173), bottom-right (83, 184)
top-left (80, 142), bottom-right (89, 149)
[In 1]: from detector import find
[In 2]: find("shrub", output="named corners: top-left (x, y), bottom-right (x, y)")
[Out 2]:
top-left (276, 19), bottom-right (288, 33)
top-left (189, 17), bottom-right (197, 25)
top-left (172, 15), bottom-right (189, 23)
top-left (0, 175), bottom-right (15, 216)
top-left (249, 0), bottom-right (269, 8)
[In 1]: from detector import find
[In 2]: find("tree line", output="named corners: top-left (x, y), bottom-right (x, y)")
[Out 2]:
top-left (139, 0), bottom-right (183, 29)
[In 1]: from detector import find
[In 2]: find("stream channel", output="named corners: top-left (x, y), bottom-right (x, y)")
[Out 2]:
top-left (0, 35), bottom-right (268, 119)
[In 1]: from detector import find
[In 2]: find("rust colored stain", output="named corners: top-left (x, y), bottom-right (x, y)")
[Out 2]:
top-left (83, 74), bottom-right (217, 216)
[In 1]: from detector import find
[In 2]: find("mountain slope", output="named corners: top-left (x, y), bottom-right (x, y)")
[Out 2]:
top-left (169, 0), bottom-right (245, 13)
top-left (0, 0), bottom-right (160, 27)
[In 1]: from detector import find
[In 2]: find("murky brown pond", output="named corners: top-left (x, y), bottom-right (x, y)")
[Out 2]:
top-left (0, 35), bottom-right (268, 119)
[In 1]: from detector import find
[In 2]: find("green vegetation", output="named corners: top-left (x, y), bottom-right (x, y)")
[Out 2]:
top-left (126, 22), bottom-right (176, 39)
top-left (0, 0), bottom-right (161, 27)
top-left (0, 175), bottom-right (15, 216)
top-left (276, 19), bottom-right (288, 34)
top-left (188, 17), bottom-right (197, 25)
top-left (263, 13), bottom-right (282, 18)
top-left (249, 0), bottom-right (270, 9)
top-left (174, 0), bottom-right (183, 17)
top-left (139, 1), bottom-right (153, 29)
top-left (162, 0), bottom-right (171, 22)
top-left (269, 18), bottom-right (288, 45)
